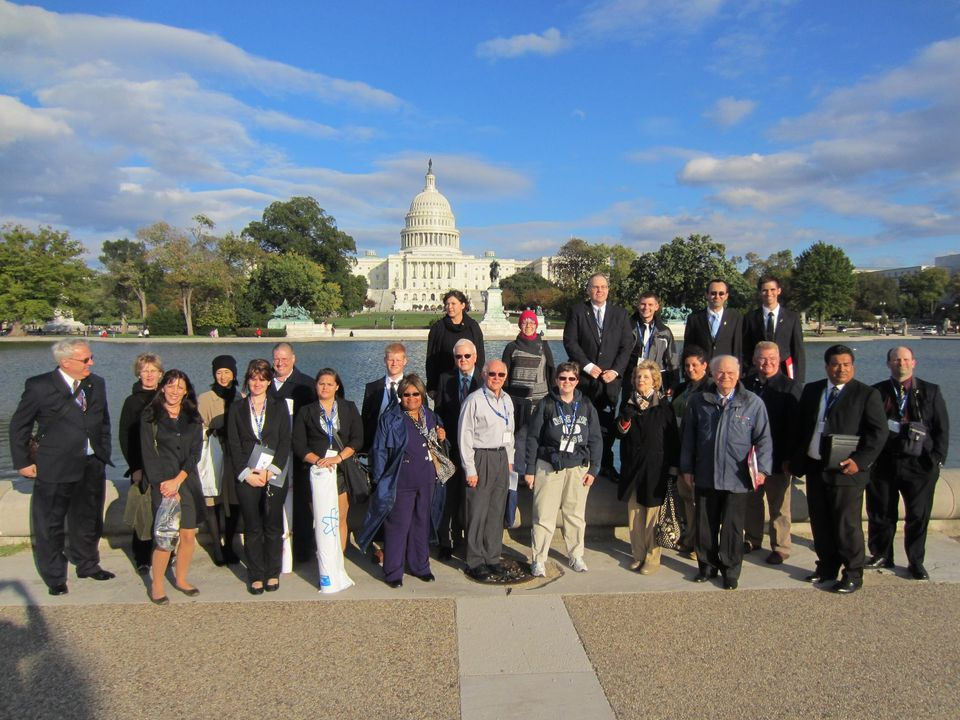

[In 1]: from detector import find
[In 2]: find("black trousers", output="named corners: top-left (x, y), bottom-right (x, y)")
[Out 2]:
top-left (438, 465), bottom-right (466, 550)
top-left (236, 479), bottom-right (289, 583)
top-left (30, 457), bottom-right (106, 587)
top-left (694, 487), bottom-right (748, 581)
top-left (866, 455), bottom-right (939, 566)
top-left (806, 462), bottom-right (865, 580)
top-left (290, 464), bottom-right (316, 562)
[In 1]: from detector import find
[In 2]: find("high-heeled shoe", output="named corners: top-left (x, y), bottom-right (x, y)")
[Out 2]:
top-left (150, 593), bottom-right (169, 606)
top-left (265, 579), bottom-right (280, 592)
top-left (248, 582), bottom-right (264, 595)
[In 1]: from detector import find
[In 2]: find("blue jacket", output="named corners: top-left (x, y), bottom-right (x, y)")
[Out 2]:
top-left (357, 403), bottom-right (442, 551)
top-left (680, 383), bottom-right (772, 493)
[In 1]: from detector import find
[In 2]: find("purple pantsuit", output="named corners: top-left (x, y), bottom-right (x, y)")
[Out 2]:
top-left (382, 418), bottom-right (435, 583)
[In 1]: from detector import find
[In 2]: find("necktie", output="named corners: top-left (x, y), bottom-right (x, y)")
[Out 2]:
top-left (720, 396), bottom-right (728, 409)
top-left (825, 386), bottom-right (840, 416)
top-left (460, 376), bottom-right (469, 402)
top-left (595, 307), bottom-right (603, 337)
top-left (389, 381), bottom-right (397, 404)
top-left (73, 380), bottom-right (87, 412)
top-left (765, 312), bottom-right (775, 341)
top-left (643, 324), bottom-right (652, 357)
top-left (709, 313), bottom-right (719, 339)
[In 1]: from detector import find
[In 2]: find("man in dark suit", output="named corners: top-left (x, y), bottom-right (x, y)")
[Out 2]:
top-left (743, 341), bottom-right (801, 564)
top-left (865, 346), bottom-right (949, 579)
top-left (434, 338), bottom-right (482, 559)
top-left (742, 275), bottom-right (806, 382)
top-left (563, 273), bottom-right (634, 479)
top-left (790, 344), bottom-right (887, 594)
top-left (9, 339), bottom-right (114, 595)
top-left (269, 341), bottom-right (317, 563)
top-left (360, 343), bottom-right (408, 453)
top-left (682, 279), bottom-right (742, 361)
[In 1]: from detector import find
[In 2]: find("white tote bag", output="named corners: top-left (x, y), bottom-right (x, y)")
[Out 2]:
top-left (310, 461), bottom-right (354, 594)
top-left (197, 432), bottom-right (223, 497)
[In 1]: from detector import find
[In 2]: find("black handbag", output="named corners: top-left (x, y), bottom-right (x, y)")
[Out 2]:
top-left (655, 477), bottom-right (683, 550)
top-left (332, 428), bottom-right (371, 504)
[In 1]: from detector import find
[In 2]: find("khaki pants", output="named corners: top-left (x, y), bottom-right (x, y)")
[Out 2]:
top-left (530, 461), bottom-right (591, 565)
top-left (627, 495), bottom-right (661, 567)
top-left (744, 473), bottom-right (792, 554)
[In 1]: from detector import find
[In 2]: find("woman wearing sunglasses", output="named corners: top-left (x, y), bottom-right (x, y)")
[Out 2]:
top-left (357, 374), bottom-right (447, 588)
top-left (523, 361), bottom-right (603, 577)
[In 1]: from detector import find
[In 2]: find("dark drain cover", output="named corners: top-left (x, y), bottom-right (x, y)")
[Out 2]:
top-left (464, 557), bottom-right (533, 585)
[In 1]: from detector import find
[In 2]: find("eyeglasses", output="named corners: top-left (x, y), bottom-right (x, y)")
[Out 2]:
top-left (455, 354), bottom-right (472, 359)
top-left (71, 356), bottom-right (94, 364)
top-left (557, 376), bottom-right (578, 382)
top-left (401, 391), bottom-right (421, 398)
top-left (487, 372), bottom-right (507, 378)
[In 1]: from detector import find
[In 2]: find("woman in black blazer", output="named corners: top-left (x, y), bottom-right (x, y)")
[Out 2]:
top-left (140, 369), bottom-right (204, 605)
top-left (227, 359), bottom-right (291, 594)
top-left (292, 369), bottom-right (363, 553)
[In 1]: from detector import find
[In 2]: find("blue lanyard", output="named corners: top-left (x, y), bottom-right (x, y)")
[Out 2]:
top-left (319, 401), bottom-right (337, 445)
top-left (249, 397), bottom-right (265, 442)
top-left (555, 400), bottom-right (580, 437)
top-left (482, 387), bottom-right (509, 427)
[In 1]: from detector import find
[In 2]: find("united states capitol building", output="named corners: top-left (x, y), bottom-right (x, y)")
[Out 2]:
top-left (354, 161), bottom-right (556, 311)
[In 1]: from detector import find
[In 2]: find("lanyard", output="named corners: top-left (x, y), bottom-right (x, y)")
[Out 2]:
top-left (555, 400), bottom-right (580, 437)
top-left (482, 387), bottom-right (509, 427)
top-left (319, 401), bottom-right (337, 445)
top-left (249, 397), bottom-right (265, 442)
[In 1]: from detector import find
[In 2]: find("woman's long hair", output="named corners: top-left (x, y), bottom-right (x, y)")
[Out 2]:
top-left (143, 369), bottom-right (201, 424)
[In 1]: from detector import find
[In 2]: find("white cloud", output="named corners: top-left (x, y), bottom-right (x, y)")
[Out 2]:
top-left (476, 28), bottom-right (567, 60)
top-left (580, 0), bottom-right (725, 42)
top-left (0, 95), bottom-right (73, 145)
top-left (702, 97), bottom-right (756, 128)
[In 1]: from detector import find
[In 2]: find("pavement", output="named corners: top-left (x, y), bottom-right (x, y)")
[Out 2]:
top-left (2, 527), bottom-right (960, 719)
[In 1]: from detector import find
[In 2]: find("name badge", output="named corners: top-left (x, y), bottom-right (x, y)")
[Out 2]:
top-left (560, 436), bottom-right (576, 453)
top-left (888, 419), bottom-right (901, 433)
top-left (817, 421), bottom-right (825, 434)
top-left (502, 430), bottom-right (513, 445)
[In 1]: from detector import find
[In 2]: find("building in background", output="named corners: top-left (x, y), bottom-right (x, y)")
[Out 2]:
top-left (354, 161), bottom-right (556, 311)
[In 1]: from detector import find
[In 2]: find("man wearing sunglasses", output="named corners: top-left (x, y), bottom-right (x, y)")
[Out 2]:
top-left (10, 339), bottom-right (114, 596)
top-left (434, 339), bottom-right (482, 559)
top-left (459, 359), bottom-right (515, 580)
top-left (683, 279), bottom-right (743, 362)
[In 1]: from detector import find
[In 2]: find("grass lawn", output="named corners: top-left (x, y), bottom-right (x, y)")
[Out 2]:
top-left (325, 312), bottom-right (442, 329)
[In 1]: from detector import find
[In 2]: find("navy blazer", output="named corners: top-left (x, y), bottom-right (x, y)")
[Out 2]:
top-left (792, 378), bottom-right (887, 488)
top-left (434, 368), bottom-right (481, 461)
top-left (683, 308), bottom-right (743, 361)
top-left (743, 306), bottom-right (806, 382)
top-left (9, 370), bottom-right (112, 482)
top-left (563, 301), bottom-right (634, 408)
top-left (360, 377), bottom-right (394, 453)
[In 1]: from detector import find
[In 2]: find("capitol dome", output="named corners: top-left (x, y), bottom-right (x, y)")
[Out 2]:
top-left (400, 159), bottom-right (461, 253)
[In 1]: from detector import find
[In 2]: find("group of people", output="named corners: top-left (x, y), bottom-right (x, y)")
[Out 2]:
top-left (8, 276), bottom-right (950, 600)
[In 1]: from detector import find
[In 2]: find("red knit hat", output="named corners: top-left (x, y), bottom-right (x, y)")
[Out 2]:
top-left (519, 310), bottom-right (538, 328)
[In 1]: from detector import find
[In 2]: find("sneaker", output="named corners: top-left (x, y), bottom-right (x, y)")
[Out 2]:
top-left (530, 561), bottom-right (546, 577)
top-left (570, 557), bottom-right (588, 573)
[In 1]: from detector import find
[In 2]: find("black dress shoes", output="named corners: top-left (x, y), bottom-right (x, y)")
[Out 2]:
top-left (415, 573), bottom-right (436, 582)
top-left (723, 578), bottom-right (739, 590)
top-left (486, 563), bottom-right (505, 577)
top-left (908, 563), bottom-right (929, 580)
top-left (765, 551), bottom-right (786, 565)
top-left (387, 579), bottom-right (403, 588)
top-left (78, 569), bottom-right (115, 581)
top-left (438, 547), bottom-right (453, 561)
top-left (831, 577), bottom-right (862, 594)
top-left (864, 555), bottom-right (894, 570)
top-left (466, 565), bottom-right (491, 581)
top-left (693, 567), bottom-right (719, 583)
top-left (48, 584), bottom-right (69, 596)
top-left (743, 540), bottom-right (758, 554)
top-left (803, 572), bottom-right (835, 584)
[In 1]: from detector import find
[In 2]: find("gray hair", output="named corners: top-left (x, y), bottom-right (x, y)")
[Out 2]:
top-left (709, 354), bottom-right (740, 373)
top-left (452, 338), bottom-right (477, 356)
top-left (752, 341), bottom-right (780, 361)
top-left (481, 359), bottom-right (507, 376)
top-left (52, 338), bottom-right (90, 363)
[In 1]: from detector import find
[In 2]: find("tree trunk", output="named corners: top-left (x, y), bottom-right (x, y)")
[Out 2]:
top-left (182, 286), bottom-right (194, 336)
top-left (120, 312), bottom-right (129, 335)
top-left (8, 320), bottom-right (26, 336)
top-left (135, 288), bottom-right (148, 324)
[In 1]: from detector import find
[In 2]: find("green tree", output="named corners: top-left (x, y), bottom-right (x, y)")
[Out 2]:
top-left (625, 234), bottom-right (749, 310)
top-left (854, 271), bottom-right (900, 317)
top-left (499, 271), bottom-right (562, 310)
top-left (140, 215), bottom-right (223, 336)
top-left (243, 253), bottom-right (342, 319)
top-left (793, 241), bottom-right (855, 333)
top-left (0, 225), bottom-right (92, 335)
top-left (742, 250), bottom-right (795, 302)
top-left (99, 238), bottom-right (158, 327)
top-left (552, 238), bottom-right (610, 296)
top-left (607, 244), bottom-right (638, 304)
top-left (900, 267), bottom-right (950, 318)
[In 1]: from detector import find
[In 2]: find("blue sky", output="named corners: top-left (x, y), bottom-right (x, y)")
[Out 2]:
top-left (1, 0), bottom-right (958, 269)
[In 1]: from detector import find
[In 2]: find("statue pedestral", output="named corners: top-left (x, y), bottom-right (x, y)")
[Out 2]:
top-left (479, 287), bottom-right (516, 337)
top-left (267, 298), bottom-right (316, 330)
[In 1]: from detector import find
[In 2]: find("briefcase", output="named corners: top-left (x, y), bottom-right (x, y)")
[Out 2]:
top-left (824, 434), bottom-right (860, 471)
